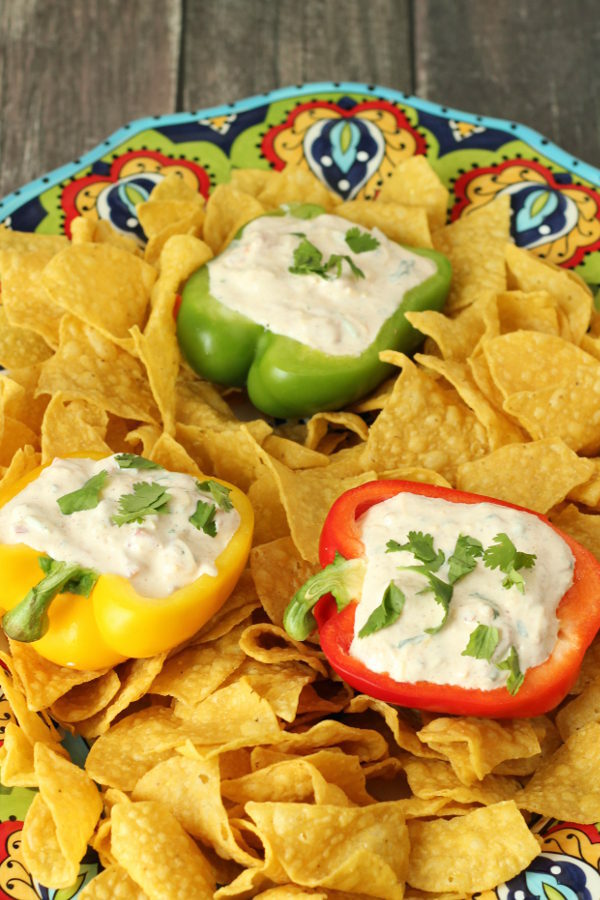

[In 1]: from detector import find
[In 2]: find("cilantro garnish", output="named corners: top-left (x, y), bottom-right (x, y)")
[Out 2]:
top-left (387, 531), bottom-right (451, 633)
top-left (196, 479), bottom-right (233, 511)
top-left (112, 482), bottom-right (171, 526)
top-left (2, 557), bottom-right (99, 643)
top-left (189, 500), bottom-right (217, 537)
top-left (447, 535), bottom-right (484, 585)
top-left (461, 624), bottom-right (500, 661)
top-left (344, 226), bottom-right (380, 254)
top-left (496, 645), bottom-right (525, 695)
top-left (483, 533), bottom-right (536, 593)
top-left (418, 571), bottom-right (453, 634)
top-left (115, 453), bottom-right (163, 470)
top-left (57, 470), bottom-right (108, 515)
top-left (289, 236), bottom-right (365, 280)
top-left (358, 581), bottom-right (405, 638)
top-left (386, 531), bottom-right (445, 572)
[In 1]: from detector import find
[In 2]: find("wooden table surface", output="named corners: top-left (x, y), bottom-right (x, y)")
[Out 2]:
top-left (0, 0), bottom-right (598, 198)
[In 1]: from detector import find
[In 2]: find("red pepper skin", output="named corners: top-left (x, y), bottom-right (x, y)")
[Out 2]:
top-left (314, 480), bottom-right (600, 718)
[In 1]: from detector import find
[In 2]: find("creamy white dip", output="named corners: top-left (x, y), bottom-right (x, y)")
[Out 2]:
top-left (351, 492), bottom-right (574, 691)
top-left (0, 456), bottom-right (240, 598)
top-left (207, 212), bottom-right (436, 357)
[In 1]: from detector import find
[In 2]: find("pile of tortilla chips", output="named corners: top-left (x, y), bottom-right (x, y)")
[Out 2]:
top-left (1, 155), bottom-right (600, 899)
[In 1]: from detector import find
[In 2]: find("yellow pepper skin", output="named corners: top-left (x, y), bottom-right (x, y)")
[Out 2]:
top-left (91, 480), bottom-right (253, 659)
top-left (0, 543), bottom-right (128, 670)
top-left (0, 457), bottom-right (254, 670)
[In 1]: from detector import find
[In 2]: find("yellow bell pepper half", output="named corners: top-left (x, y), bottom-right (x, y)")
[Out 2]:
top-left (0, 457), bottom-right (254, 670)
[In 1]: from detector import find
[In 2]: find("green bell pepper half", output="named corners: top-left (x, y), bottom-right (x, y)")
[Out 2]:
top-left (176, 205), bottom-right (452, 419)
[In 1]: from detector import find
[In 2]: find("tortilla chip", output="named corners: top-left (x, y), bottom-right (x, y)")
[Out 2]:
top-left (364, 353), bottom-right (489, 482)
top-left (505, 243), bottom-right (592, 343)
top-left (406, 800), bottom-right (540, 893)
top-left (111, 800), bottom-right (215, 898)
top-left (455, 438), bottom-right (595, 513)
top-left (42, 243), bottom-right (155, 343)
top-left (41, 394), bottom-right (111, 462)
top-left (417, 717), bottom-right (540, 785)
top-left (433, 197), bottom-right (510, 312)
top-left (36, 315), bottom-right (159, 423)
top-left (336, 199), bottom-right (432, 248)
top-left (515, 722), bottom-right (600, 822)
top-left (22, 743), bottom-right (102, 888)
top-left (378, 155), bottom-right (449, 230)
top-left (246, 801), bottom-right (408, 897)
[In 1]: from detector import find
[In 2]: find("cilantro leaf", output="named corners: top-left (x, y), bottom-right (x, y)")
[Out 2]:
top-left (447, 534), bottom-right (484, 585)
top-left (461, 624), bottom-right (500, 661)
top-left (196, 479), bottom-right (233, 511)
top-left (338, 254), bottom-right (365, 279)
top-left (344, 226), bottom-right (380, 254)
top-left (419, 571), bottom-right (453, 634)
top-left (112, 482), bottom-right (171, 526)
top-left (358, 581), bottom-right (405, 638)
top-left (289, 238), bottom-right (326, 276)
top-left (2, 557), bottom-right (99, 643)
top-left (496, 645), bottom-right (525, 695)
top-left (189, 500), bottom-right (217, 536)
top-left (483, 533), bottom-right (536, 593)
top-left (386, 531), bottom-right (445, 572)
top-left (57, 470), bottom-right (108, 515)
top-left (289, 237), bottom-right (365, 280)
top-left (115, 453), bottom-right (163, 470)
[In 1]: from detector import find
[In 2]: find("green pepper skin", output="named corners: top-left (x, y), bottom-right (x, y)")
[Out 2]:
top-left (176, 210), bottom-right (452, 419)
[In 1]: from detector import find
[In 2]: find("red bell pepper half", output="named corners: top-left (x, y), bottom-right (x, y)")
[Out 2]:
top-left (283, 480), bottom-right (600, 718)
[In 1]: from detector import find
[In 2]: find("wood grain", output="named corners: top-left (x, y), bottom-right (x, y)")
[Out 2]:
top-left (0, 0), bottom-right (181, 196)
top-left (179, 0), bottom-right (413, 111)
top-left (414, 0), bottom-right (600, 167)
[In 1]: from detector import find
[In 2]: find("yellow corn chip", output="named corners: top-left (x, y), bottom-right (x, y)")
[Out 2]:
top-left (111, 800), bottom-right (215, 898)
top-left (515, 722), bottom-right (600, 822)
top-left (455, 438), bottom-right (595, 512)
top-left (42, 243), bottom-right (155, 343)
top-left (133, 755), bottom-right (258, 867)
top-left (78, 864), bottom-right (149, 900)
top-left (0, 248), bottom-right (65, 346)
top-left (433, 196), bottom-right (510, 312)
top-left (22, 743), bottom-right (102, 889)
top-left (36, 315), bottom-right (159, 423)
top-left (336, 199), bottom-right (432, 248)
top-left (41, 394), bottom-right (110, 462)
top-left (364, 353), bottom-right (489, 481)
top-left (407, 800), bottom-right (540, 893)
top-left (245, 801), bottom-right (408, 897)
top-left (378, 155), bottom-right (449, 230)
top-left (50, 670), bottom-right (121, 723)
top-left (417, 717), bottom-right (540, 785)
top-left (506, 243), bottom-right (592, 343)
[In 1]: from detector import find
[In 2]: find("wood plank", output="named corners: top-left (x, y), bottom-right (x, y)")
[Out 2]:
top-left (414, 0), bottom-right (600, 167)
top-left (0, 0), bottom-right (182, 197)
top-left (180, 0), bottom-right (413, 111)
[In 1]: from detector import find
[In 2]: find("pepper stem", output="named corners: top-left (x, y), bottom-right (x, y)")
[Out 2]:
top-left (283, 553), bottom-right (365, 641)
top-left (3, 560), bottom-right (86, 643)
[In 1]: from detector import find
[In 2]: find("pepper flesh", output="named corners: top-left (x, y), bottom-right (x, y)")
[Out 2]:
top-left (176, 206), bottom-right (452, 419)
top-left (285, 480), bottom-right (600, 718)
top-left (0, 457), bottom-right (254, 670)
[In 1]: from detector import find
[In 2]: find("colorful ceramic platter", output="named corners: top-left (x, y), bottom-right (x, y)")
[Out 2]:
top-left (1, 82), bottom-right (600, 899)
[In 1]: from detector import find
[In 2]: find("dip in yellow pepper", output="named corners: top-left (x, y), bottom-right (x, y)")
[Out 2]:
top-left (0, 454), bottom-right (254, 670)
